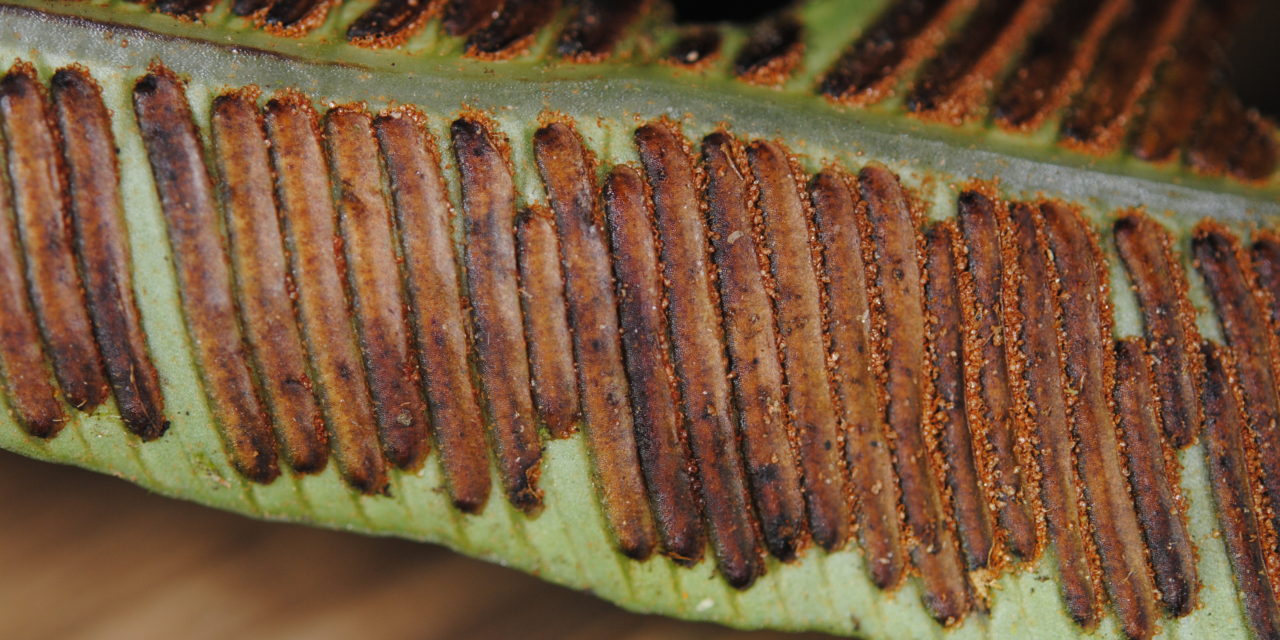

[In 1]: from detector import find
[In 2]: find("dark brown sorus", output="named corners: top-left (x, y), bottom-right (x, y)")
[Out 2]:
top-left (1129, 0), bottom-right (1250, 163)
top-left (818, 0), bottom-right (970, 106)
top-left (1040, 201), bottom-right (1156, 640)
top-left (557, 0), bottom-right (647, 60)
top-left (993, 0), bottom-right (1127, 132)
top-left (635, 121), bottom-right (763, 589)
top-left (347, 0), bottom-right (441, 47)
top-left (701, 132), bottom-right (809, 562)
top-left (734, 14), bottom-right (804, 86)
top-left (132, 69), bottom-right (279, 483)
top-left (264, 93), bottom-right (389, 495)
top-left (264, 0), bottom-right (331, 32)
top-left (603, 164), bottom-right (706, 565)
top-left (1112, 338), bottom-right (1198, 617)
top-left (748, 140), bottom-right (853, 552)
top-left (906, 0), bottom-right (1051, 124)
top-left (954, 190), bottom-right (1038, 561)
top-left (324, 107), bottom-right (431, 471)
top-left (515, 207), bottom-right (581, 440)
top-left (665, 27), bottom-right (723, 67)
top-left (467, 0), bottom-right (560, 57)
top-left (1250, 230), bottom-right (1280, 336)
top-left (860, 165), bottom-right (970, 624)
top-left (922, 221), bottom-right (995, 571)
top-left (809, 168), bottom-right (906, 589)
top-left (1112, 211), bottom-right (1205, 448)
top-left (153, 0), bottom-right (215, 19)
top-left (1059, 0), bottom-right (1195, 152)
top-left (0, 85), bottom-right (64, 438)
top-left (1193, 220), bottom-right (1280, 558)
top-left (0, 65), bottom-right (108, 415)
top-left (1187, 86), bottom-right (1280, 182)
top-left (119, 0), bottom-right (1279, 181)
top-left (442, 0), bottom-right (501, 37)
top-left (374, 109), bottom-right (491, 512)
top-left (211, 90), bottom-right (327, 472)
top-left (1201, 342), bottom-right (1280, 640)
top-left (452, 117), bottom-right (544, 514)
top-left (1007, 202), bottom-right (1100, 629)
top-left (232, 0), bottom-right (273, 17)
top-left (534, 122), bottom-right (658, 560)
top-left (51, 66), bottom-right (168, 441)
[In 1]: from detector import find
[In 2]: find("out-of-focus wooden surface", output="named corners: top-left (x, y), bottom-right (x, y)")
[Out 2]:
top-left (0, 450), bottom-right (834, 640)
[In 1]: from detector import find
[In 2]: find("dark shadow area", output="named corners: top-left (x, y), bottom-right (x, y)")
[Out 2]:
top-left (671, 0), bottom-right (790, 23)
top-left (1227, 2), bottom-right (1280, 119)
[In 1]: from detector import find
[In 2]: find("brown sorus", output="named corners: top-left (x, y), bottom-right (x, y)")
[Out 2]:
top-left (324, 107), bottom-right (431, 471)
top-left (0, 91), bottom-right (63, 438)
top-left (1201, 342), bottom-right (1280, 640)
top-left (514, 207), bottom-right (581, 439)
top-left (906, 0), bottom-right (1052, 124)
top-left (809, 168), bottom-right (905, 589)
top-left (210, 90), bottom-right (327, 470)
top-left (1187, 86), bottom-right (1280, 183)
top-left (1112, 211), bottom-right (1204, 448)
top-left (467, 0), bottom-right (561, 57)
top-left (860, 165), bottom-right (970, 624)
top-left (747, 139), bottom-right (852, 551)
top-left (1192, 220), bottom-right (1280, 561)
top-left (1129, 1), bottom-right (1249, 163)
top-left (264, 93), bottom-right (388, 495)
top-left (132, 69), bottom-right (279, 483)
top-left (733, 14), bottom-right (804, 87)
top-left (533, 122), bottom-right (659, 560)
top-left (1059, 0), bottom-right (1195, 153)
top-left (1007, 202), bottom-right (1100, 628)
top-left (452, 116), bottom-right (544, 514)
top-left (347, 0), bottom-right (442, 47)
top-left (153, 0), bottom-right (215, 19)
top-left (1185, 87), bottom-right (1242, 178)
top-left (635, 122), bottom-right (762, 588)
top-left (665, 27), bottom-right (723, 67)
top-left (374, 109), bottom-right (490, 512)
top-left (603, 164), bottom-right (706, 565)
top-left (231, 0), bottom-right (272, 17)
top-left (1040, 202), bottom-right (1156, 640)
top-left (557, 0), bottom-right (648, 60)
top-left (818, 0), bottom-right (971, 106)
top-left (993, 0), bottom-right (1127, 132)
top-left (1228, 111), bottom-right (1280, 184)
top-left (954, 190), bottom-right (1038, 560)
top-left (443, 0), bottom-right (501, 36)
top-left (1112, 338), bottom-right (1199, 617)
top-left (701, 132), bottom-right (809, 561)
top-left (51, 66), bottom-right (167, 440)
top-left (263, 0), bottom-right (330, 32)
top-left (1251, 230), bottom-right (1280, 336)
top-left (0, 65), bottom-right (108, 413)
top-left (923, 221), bottom-right (995, 570)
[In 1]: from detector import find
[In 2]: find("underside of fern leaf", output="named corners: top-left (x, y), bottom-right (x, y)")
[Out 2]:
top-left (0, 1), bottom-right (1279, 638)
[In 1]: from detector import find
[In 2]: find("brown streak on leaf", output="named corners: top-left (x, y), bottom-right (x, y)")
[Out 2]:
top-left (133, 69), bottom-right (279, 483)
top-left (264, 92), bottom-right (388, 495)
top-left (211, 90), bottom-right (327, 471)
top-left (534, 122), bottom-right (659, 560)
top-left (452, 116), bottom-right (544, 514)
top-left (52, 66), bottom-right (167, 440)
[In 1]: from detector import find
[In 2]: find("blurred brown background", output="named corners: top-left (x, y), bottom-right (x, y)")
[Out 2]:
top-left (0, 450), bottom-right (831, 639)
